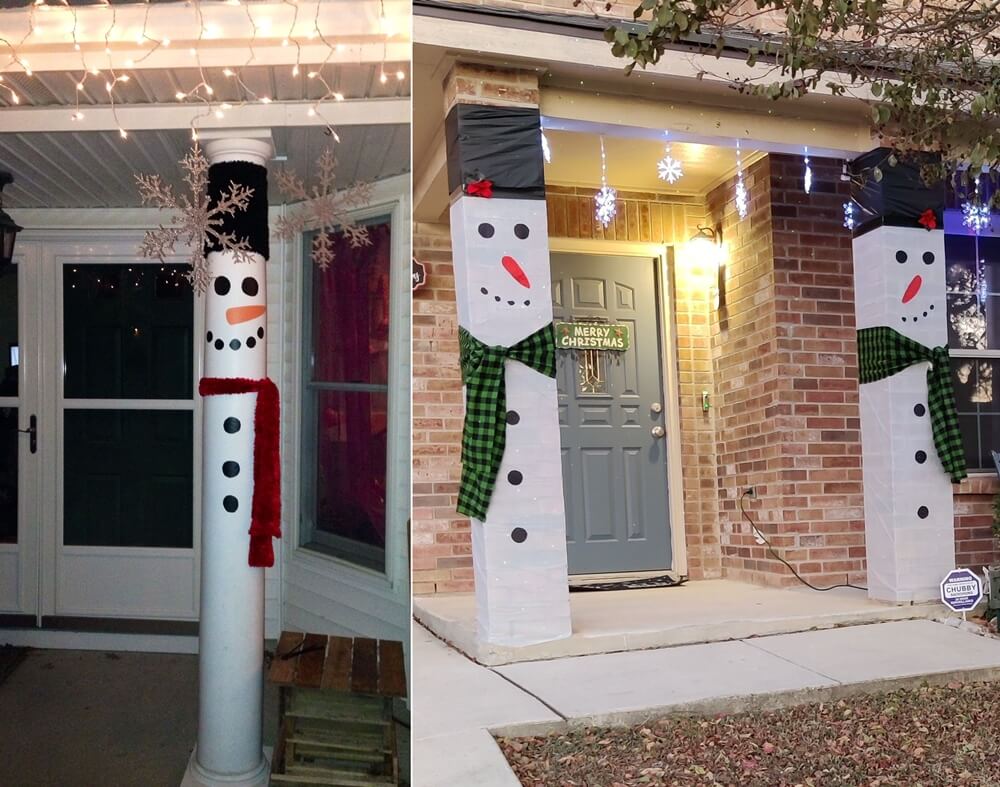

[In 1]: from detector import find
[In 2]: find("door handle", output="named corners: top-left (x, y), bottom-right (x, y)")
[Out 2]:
top-left (17, 414), bottom-right (36, 454)
top-left (651, 425), bottom-right (665, 439)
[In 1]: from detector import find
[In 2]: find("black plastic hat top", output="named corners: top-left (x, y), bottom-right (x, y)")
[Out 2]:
top-left (851, 147), bottom-right (945, 236)
top-left (446, 103), bottom-right (546, 201)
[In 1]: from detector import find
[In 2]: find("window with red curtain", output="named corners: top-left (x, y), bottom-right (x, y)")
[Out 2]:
top-left (301, 220), bottom-right (391, 571)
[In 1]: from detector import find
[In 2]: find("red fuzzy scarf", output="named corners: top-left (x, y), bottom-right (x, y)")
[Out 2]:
top-left (199, 377), bottom-right (281, 568)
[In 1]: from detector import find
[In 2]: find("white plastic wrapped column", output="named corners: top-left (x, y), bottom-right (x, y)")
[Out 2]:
top-left (450, 196), bottom-right (572, 646)
top-left (183, 135), bottom-right (272, 787)
top-left (853, 225), bottom-right (956, 602)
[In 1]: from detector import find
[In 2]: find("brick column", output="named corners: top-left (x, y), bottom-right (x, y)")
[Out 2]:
top-left (443, 63), bottom-right (571, 646)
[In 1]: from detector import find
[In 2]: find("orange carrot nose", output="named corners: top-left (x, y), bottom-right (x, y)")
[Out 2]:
top-left (226, 305), bottom-right (267, 324)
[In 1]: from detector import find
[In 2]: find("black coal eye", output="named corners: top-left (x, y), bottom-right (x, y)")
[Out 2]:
top-left (214, 276), bottom-right (231, 295)
top-left (895, 251), bottom-right (907, 264)
top-left (478, 223), bottom-right (495, 238)
top-left (514, 223), bottom-right (530, 239)
top-left (923, 251), bottom-right (935, 265)
top-left (242, 277), bottom-right (259, 296)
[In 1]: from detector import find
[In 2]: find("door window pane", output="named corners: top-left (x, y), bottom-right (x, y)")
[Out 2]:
top-left (301, 221), bottom-right (391, 571)
top-left (0, 407), bottom-right (16, 543)
top-left (64, 265), bottom-right (193, 399)
top-left (64, 409), bottom-right (193, 548)
top-left (0, 264), bottom-right (16, 396)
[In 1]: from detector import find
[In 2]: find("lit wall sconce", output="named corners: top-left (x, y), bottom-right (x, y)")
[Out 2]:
top-left (688, 224), bottom-right (726, 309)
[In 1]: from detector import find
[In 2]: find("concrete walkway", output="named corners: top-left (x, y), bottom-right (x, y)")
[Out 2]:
top-left (412, 618), bottom-right (1000, 787)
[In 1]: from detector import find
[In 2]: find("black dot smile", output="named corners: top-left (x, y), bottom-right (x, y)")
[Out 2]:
top-left (479, 287), bottom-right (534, 308)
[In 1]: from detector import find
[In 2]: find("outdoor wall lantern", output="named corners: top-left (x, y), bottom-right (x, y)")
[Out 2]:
top-left (688, 224), bottom-right (726, 309)
top-left (0, 172), bottom-right (22, 267)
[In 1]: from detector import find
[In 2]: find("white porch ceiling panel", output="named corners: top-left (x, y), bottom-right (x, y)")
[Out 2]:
top-left (0, 124), bottom-right (410, 208)
top-left (0, 62), bottom-right (408, 108)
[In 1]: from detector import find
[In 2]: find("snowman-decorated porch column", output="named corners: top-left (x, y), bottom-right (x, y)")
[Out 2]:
top-left (445, 94), bottom-right (572, 646)
top-left (183, 132), bottom-right (278, 787)
top-left (852, 148), bottom-right (966, 603)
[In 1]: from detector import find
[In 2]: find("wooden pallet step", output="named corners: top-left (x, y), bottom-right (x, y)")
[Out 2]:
top-left (288, 692), bottom-right (389, 724)
top-left (289, 718), bottom-right (388, 747)
top-left (271, 775), bottom-right (389, 787)
top-left (283, 763), bottom-right (395, 786)
top-left (285, 709), bottom-right (391, 728)
top-left (287, 736), bottom-right (390, 756)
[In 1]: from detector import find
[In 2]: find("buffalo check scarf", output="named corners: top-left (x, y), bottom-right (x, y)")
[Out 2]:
top-left (457, 323), bottom-right (557, 520)
top-left (857, 326), bottom-right (967, 483)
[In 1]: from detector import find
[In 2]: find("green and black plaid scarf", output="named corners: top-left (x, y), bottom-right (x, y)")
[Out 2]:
top-left (857, 326), bottom-right (967, 483)
top-left (457, 323), bottom-right (557, 521)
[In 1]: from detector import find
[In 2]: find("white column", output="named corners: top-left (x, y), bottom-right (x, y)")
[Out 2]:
top-left (182, 132), bottom-right (273, 787)
top-left (854, 224), bottom-right (956, 602)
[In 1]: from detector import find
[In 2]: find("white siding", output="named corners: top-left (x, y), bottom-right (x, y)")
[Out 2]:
top-left (277, 175), bottom-right (411, 655)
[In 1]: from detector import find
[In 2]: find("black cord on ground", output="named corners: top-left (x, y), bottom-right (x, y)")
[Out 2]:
top-left (740, 490), bottom-right (867, 592)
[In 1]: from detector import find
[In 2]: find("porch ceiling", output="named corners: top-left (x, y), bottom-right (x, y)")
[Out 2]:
top-left (0, 62), bottom-right (409, 110)
top-left (0, 123), bottom-right (410, 209)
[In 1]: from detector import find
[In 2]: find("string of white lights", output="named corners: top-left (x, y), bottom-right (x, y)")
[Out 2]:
top-left (0, 0), bottom-right (407, 144)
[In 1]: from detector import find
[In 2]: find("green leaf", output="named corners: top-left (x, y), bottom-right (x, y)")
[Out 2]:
top-left (675, 10), bottom-right (688, 30)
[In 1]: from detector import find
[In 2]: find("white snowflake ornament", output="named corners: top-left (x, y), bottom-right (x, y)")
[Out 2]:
top-left (657, 152), bottom-right (683, 185)
top-left (595, 185), bottom-right (617, 228)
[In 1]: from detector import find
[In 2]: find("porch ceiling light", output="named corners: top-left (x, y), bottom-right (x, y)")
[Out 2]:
top-left (0, 172), bottom-right (22, 267)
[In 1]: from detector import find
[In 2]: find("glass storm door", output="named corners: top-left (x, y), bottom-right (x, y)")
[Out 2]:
top-left (52, 259), bottom-right (199, 624)
top-left (0, 252), bottom-right (40, 624)
top-left (0, 248), bottom-right (201, 629)
top-left (552, 253), bottom-right (673, 575)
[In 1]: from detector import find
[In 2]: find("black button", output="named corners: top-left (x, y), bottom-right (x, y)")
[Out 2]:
top-left (246, 336), bottom-right (256, 348)
top-left (214, 339), bottom-right (224, 350)
top-left (507, 470), bottom-right (523, 485)
top-left (914, 404), bottom-right (926, 417)
top-left (223, 461), bottom-right (240, 477)
top-left (223, 495), bottom-right (238, 513)
top-left (206, 331), bottom-right (213, 342)
top-left (506, 411), bottom-right (520, 425)
top-left (915, 450), bottom-right (927, 464)
top-left (917, 506), bottom-right (929, 519)
top-left (224, 417), bottom-right (240, 433)
top-left (511, 527), bottom-right (527, 543)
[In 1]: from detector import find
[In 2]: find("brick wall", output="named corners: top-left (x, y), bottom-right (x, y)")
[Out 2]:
top-left (954, 476), bottom-right (1000, 570)
top-left (412, 222), bottom-right (471, 594)
top-left (709, 154), bottom-right (867, 588)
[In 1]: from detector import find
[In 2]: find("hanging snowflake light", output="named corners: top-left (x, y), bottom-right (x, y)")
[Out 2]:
top-left (962, 176), bottom-right (990, 235)
top-left (541, 130), bottom-right (552, 164)
top-left (803, 146), bottom-right (812, 194)
top-left (734, 139), bottom-right (749, 219)
top-left (843, 201), bottom-right (856, 231)
top-left (656, 131), bottom-right (683, 184)
top-left (963, 201), bottom-right (991, 234)
top-left (595, 136), bottom-right (617, 228)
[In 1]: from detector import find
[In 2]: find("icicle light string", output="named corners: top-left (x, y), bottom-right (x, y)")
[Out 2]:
top-left (0, 0), bottom-right (406, 144)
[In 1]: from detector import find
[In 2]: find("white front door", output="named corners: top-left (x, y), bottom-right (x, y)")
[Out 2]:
top-left (0, 239), bottom-right (201, 631)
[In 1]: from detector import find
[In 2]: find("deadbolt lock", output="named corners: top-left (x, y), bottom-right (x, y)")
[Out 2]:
top-left (651, 402), bottom-right (663, 414)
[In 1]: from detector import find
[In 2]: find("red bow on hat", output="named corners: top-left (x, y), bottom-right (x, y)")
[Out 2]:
top-left (918, 209), bottom-right (937, 230)
top-left (466, 179), bottom-right (494, 198)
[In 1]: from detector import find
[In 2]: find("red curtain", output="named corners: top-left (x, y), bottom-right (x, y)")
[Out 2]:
top-left (312, 223), bottom-right (391, 548)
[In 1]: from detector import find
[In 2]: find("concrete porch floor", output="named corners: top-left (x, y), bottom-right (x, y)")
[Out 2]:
top-left (0, 648), bottom-right (279, 787)
top-left (413, 579), bottom-right (950, 665)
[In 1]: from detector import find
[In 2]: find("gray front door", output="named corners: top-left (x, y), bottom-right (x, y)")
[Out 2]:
top-left (551, 253), bottom-right (672, 575)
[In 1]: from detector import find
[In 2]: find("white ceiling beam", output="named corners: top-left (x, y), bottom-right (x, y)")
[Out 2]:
top-left (0, 97), bottom-right (409, 133)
